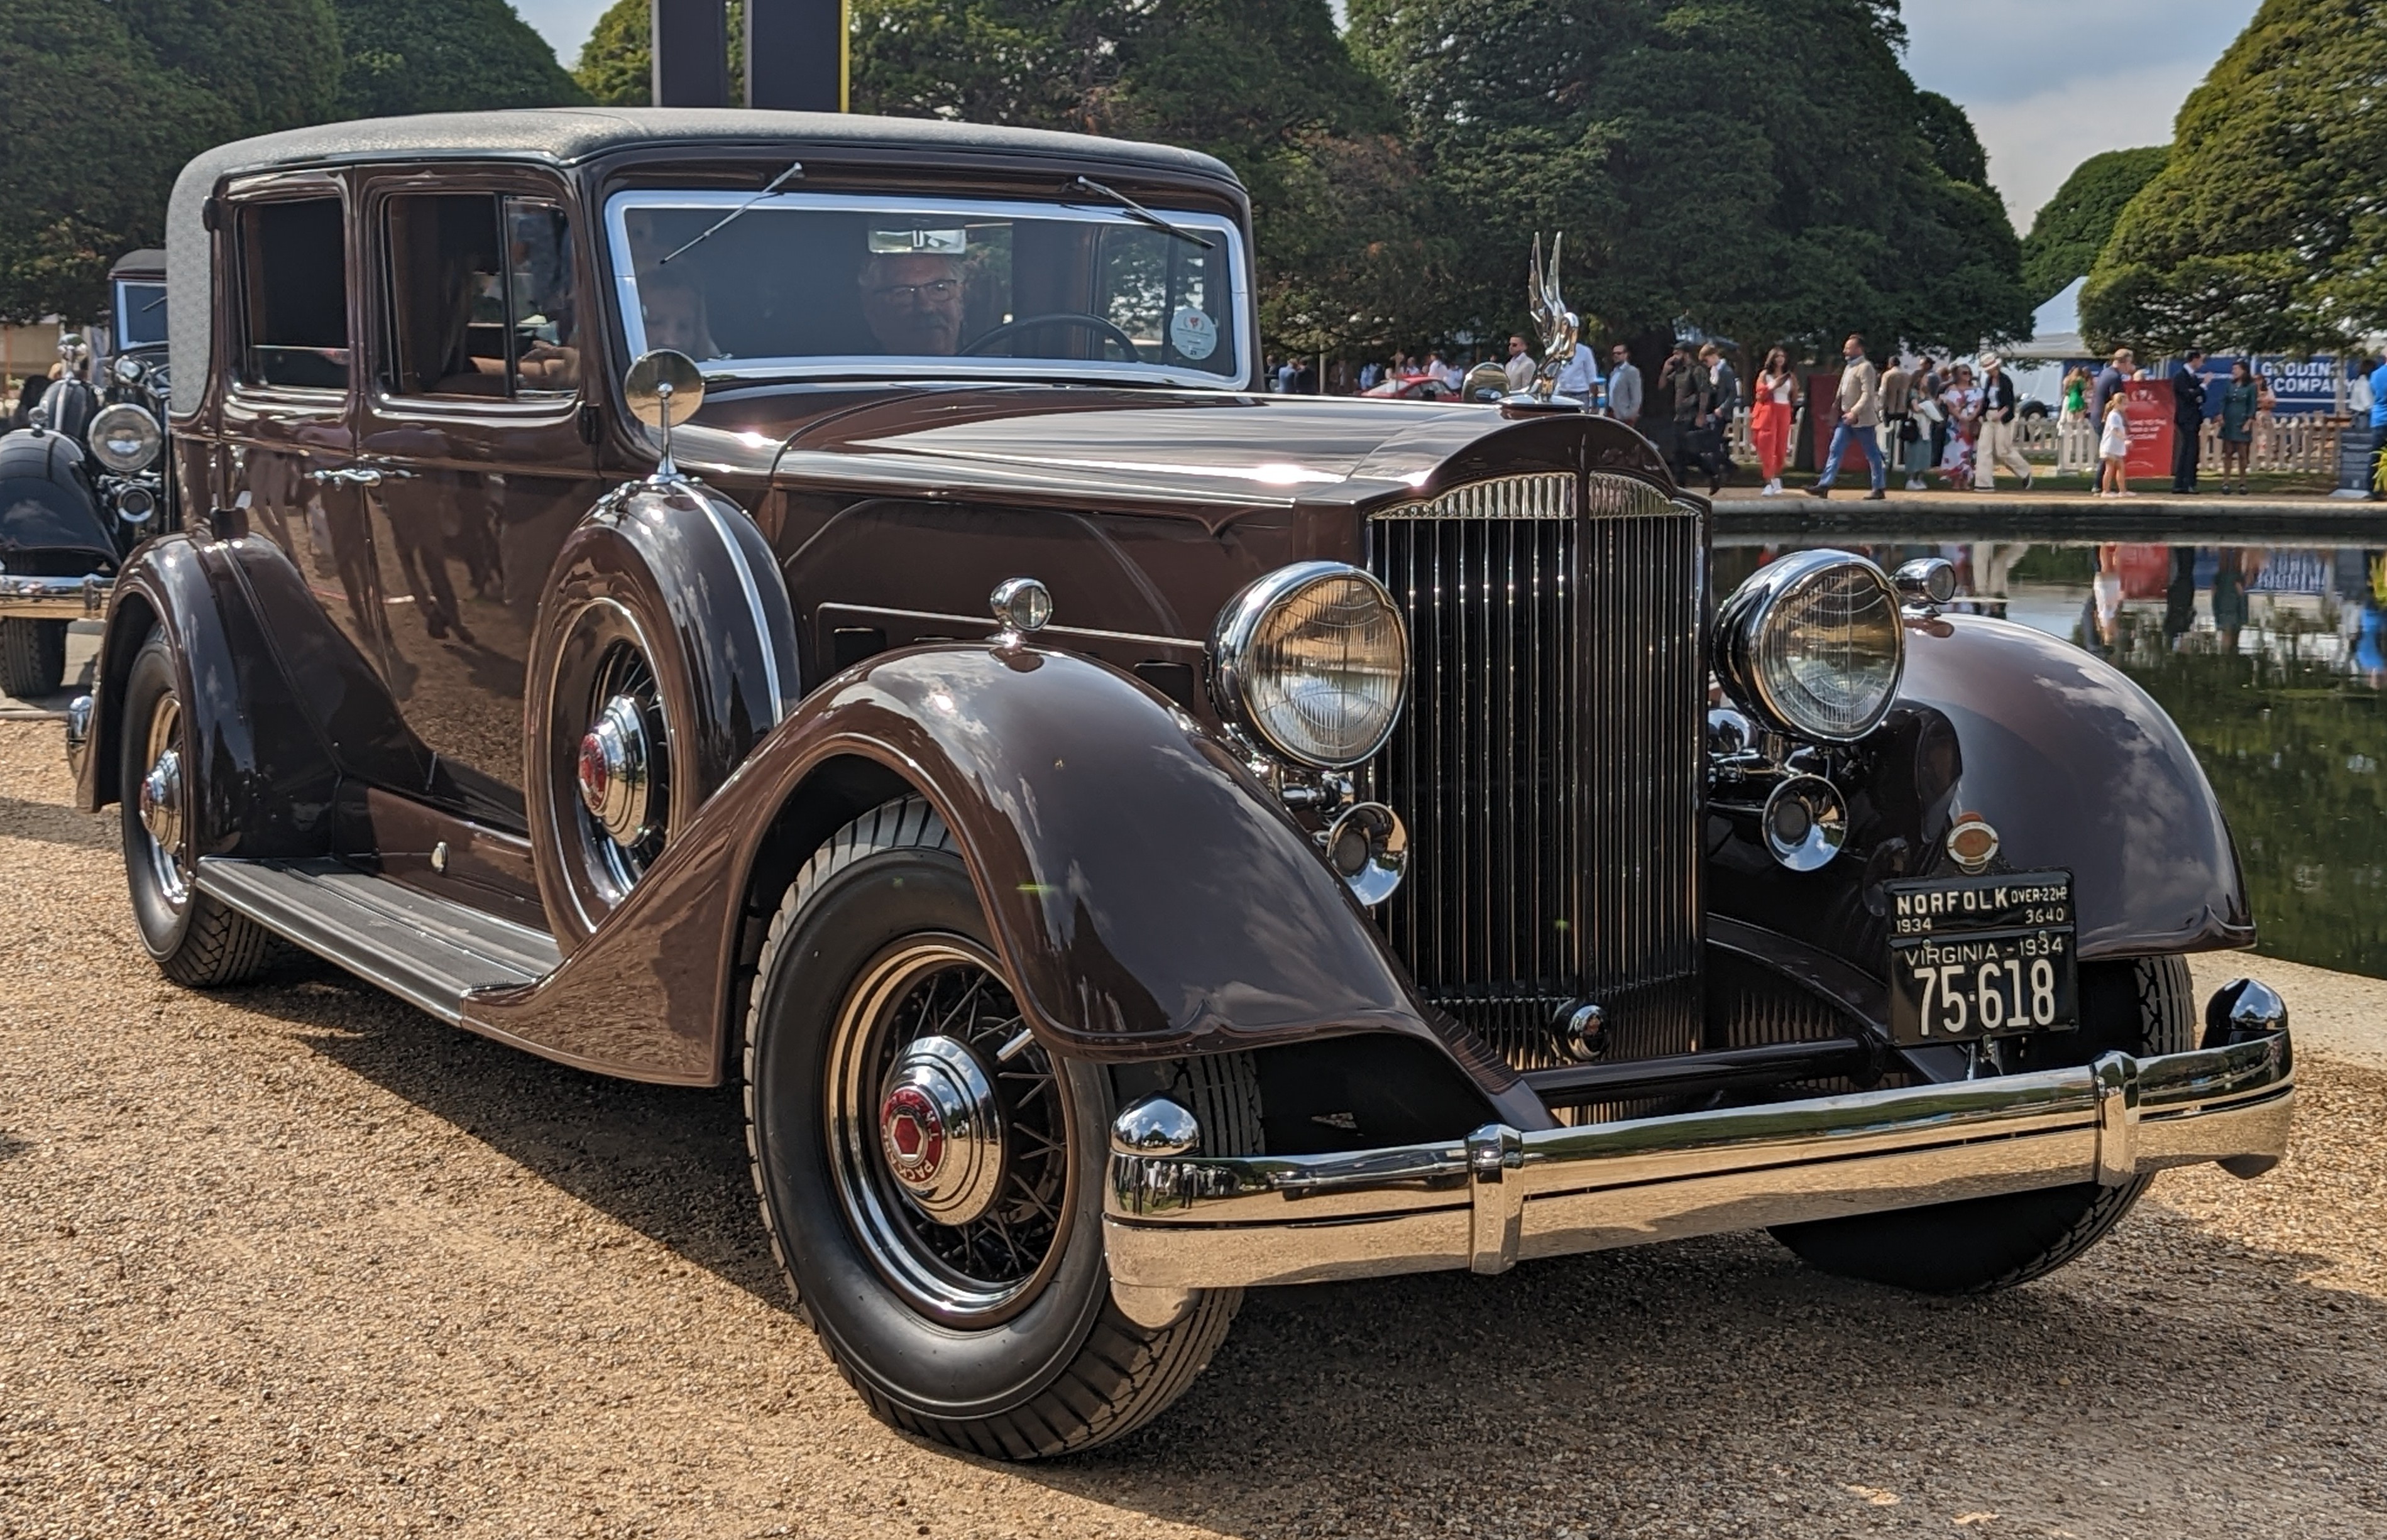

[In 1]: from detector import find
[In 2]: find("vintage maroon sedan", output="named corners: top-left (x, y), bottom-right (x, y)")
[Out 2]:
top-left (53, 109), bottom-right (2291, 1458)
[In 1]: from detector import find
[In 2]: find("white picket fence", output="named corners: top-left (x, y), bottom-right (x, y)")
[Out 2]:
top-left (1725, 407), bottom-right (2349, 476)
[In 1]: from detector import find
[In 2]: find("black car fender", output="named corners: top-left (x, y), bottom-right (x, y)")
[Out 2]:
top-left (77, 532), bottom-right (340, 861)
top-left (0, 429), bottom-right (116, 577)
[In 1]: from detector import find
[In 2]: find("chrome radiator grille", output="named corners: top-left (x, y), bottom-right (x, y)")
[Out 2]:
top-left (1366, 472), bottom-right (1707, 1070)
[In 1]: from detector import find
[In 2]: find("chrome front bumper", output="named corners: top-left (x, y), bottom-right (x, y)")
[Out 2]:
top-left (0, 572), bottom-right (109, 619)
top-left (1104, 1031), bottom-right (2292, 1305)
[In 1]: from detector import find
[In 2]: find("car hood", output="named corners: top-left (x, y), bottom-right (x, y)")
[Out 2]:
top-left (673, 383), bottom-right (1675, 525)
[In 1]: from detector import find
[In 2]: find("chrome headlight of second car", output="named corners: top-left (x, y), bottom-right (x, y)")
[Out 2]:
top-left (1212, 561), bottom-right (1409, 769)
top-left (1715, 549), bottom-right (1904, 743)
top-left (87, 402), bottom-right (163, 474)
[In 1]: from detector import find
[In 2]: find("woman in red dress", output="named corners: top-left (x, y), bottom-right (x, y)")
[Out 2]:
top-left (1751, 346), bottom-right (1798, 495)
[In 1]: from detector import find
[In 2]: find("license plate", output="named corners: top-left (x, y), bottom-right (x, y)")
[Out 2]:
top-left (1884, 870), bottom-right (2078, 1046)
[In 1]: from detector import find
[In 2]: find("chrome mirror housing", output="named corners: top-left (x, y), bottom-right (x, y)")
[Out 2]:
top-left (623, 349), bottom-right (705, 478)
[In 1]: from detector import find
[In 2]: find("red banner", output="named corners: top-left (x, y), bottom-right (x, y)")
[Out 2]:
top-left (2121, 381), bottom-right (2173, 481)
top-left (1806, 372), bottom-right (1876, 472)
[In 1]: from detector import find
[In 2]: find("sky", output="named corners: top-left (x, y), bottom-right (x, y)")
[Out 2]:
top-left (514, 0), bottom-right (2263, 231)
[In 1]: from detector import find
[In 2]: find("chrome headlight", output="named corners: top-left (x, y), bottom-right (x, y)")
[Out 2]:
top-left (1715, 549), bottom-right (1904, 742)
top-left (88, 402), bottom-right (162, 474)
top-left (1212, 561), bottom-right (1409, 768)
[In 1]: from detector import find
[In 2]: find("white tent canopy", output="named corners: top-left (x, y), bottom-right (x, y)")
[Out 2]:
top-left (2001, 277), bottom-right (2085, 362)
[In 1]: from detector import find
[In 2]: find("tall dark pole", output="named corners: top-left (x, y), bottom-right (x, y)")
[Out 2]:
top-left (747, 0), bottom-right (848, 111)
top-left (652, 0), bottom-right (730, 108)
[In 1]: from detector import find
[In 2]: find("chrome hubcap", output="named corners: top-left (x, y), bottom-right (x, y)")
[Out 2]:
top-left (878, 1035), bottom-right (1007, 1226)
top-left (828, 937), bottom-right (1070, 1325)
top-left (576, 692), bottom-right (652, 845)
top-left (137, 693), bottom-right (189, 907)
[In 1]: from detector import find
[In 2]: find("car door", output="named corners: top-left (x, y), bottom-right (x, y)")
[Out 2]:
top-left (213, 175), bottom-right (433, 792)
top-left (355, 172), bottom-right (602, 828)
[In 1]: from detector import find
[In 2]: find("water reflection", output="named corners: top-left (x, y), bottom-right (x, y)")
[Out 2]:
top-left (1718, 533), bottom-right (2387, 979)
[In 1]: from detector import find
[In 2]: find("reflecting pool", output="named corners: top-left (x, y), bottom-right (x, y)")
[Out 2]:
top-left (1718, 530), bottom-right (2387, 980)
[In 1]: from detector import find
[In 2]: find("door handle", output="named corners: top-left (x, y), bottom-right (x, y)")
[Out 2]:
top-left (306, 466), bottom-right (413, 488)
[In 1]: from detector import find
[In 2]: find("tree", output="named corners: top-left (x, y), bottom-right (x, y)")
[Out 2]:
top-left (2020, 146), bottom-right (2166, 307)
top-left (2082, 0), bottom-right (2387, 356)
top-left (1348, 0), bottom-right (2033, 356)
top-left (571, 0), bottom-right (746, 106)
top-left (334, 0), bottom-right (590, 117)
top-left (0, 0), bottom-right (341, 324)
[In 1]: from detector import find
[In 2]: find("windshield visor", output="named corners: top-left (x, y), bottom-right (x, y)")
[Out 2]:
top-left (606, 191), bottom-right (1246, 386)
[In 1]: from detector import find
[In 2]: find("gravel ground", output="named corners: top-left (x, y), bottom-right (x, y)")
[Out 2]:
top-left (4, 719), bottom-right (2384, 1539)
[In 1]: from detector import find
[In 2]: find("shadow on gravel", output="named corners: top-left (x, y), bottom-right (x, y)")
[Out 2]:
top-left (205, 961), bottom-right (2387, 1533)
top-left (226, 957), bottom-right (784, 1301)
top-left (0, 794), bottom-right (113, 850)
top-left (1023, 1221), bottom-right (2385, 1536)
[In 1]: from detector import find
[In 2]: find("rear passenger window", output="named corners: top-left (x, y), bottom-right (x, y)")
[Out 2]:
top-left (236, 198), bottom-right (350, 391)
top-left (384, 193), bottom-right (581, 400)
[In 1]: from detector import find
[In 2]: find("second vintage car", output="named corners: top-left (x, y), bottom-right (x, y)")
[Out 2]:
top-left (69, 108), bottom-right (2291, 1458)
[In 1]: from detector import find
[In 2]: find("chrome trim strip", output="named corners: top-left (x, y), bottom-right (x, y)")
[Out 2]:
top-left (0, 572), bottom-right (109, 620)
top-left (1104, 1032), bottom-right (2293, 1291)
top-left (693, 493), bottom-right (788, 723)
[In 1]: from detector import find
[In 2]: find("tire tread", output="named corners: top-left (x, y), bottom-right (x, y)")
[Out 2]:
top-left (742, 795), bottom-right (1253, 1458)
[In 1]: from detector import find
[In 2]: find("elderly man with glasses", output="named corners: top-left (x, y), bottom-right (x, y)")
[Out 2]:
top-left (859, 251), bottom-right (967, 356)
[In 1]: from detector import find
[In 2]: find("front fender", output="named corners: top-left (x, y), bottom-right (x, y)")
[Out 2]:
top-left (1715, 613), bottom-right (2251, 966)
top-left (0, 428), bottom-right (116, 574)
top-left (76, 533), bottom-right (338, 857)
top-left (468, 643), bottom-right (1529, 1111)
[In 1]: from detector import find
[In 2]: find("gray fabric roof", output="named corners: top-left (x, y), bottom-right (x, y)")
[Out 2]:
top-left (165, 109), bottom-right (1242, 415)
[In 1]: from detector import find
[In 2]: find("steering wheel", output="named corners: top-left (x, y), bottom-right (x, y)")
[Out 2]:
top-left (962, 312), bottom-right (1144, 362)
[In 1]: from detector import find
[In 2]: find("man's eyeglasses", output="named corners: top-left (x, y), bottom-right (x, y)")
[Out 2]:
top-left (867, 278), bottom-right (961, 306)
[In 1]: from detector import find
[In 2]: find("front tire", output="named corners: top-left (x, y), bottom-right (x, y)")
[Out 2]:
top-left (744, 797), bottom-right (1256, 1458)
top-left (0, 618), bottom-right (67, 698)
top-left (118, 627), bottom-right (272, 987)
top-left (1770, 956), bottom-right (2195, 1292)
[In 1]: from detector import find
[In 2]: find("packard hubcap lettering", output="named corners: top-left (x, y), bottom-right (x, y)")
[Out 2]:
top-left (576, 693), bottom-right (652, 846)
top-left (877, 1035), bottom-right (1007, 1226)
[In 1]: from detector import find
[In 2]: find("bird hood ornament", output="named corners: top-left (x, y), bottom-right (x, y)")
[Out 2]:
top-left (1524, 232), bottom-right (1582, 407)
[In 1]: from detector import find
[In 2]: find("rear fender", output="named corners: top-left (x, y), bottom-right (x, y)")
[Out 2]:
top-left (77, 533), bottom-right (339, 858)
top-left (466, 643), bottom-right (1535, 1117)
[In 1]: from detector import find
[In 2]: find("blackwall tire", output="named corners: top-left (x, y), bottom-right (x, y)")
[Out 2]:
top-left (1770, 955), bottom-right (2196, 1293)
top-left (118, 628), bottom-right (273, 988)
top-left (744, 796), bottom-right (1258, 1458)
top-left (0, 618), bottom-right (68, 698)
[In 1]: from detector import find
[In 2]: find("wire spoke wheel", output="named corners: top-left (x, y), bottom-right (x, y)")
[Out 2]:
top-left (826, 936), bottom-right (1072, 1326)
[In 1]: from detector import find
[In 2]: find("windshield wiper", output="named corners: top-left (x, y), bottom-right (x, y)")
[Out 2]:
top-left (660, 160), bottom-right (806, 266)
top-left (1063, 176), bottom-right (1214, 250)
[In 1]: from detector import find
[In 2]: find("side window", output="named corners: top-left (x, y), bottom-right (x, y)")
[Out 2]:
top-left (384, 193), bottom-right (579, 400)
top-left (236, 198), bottom-right (349, 390)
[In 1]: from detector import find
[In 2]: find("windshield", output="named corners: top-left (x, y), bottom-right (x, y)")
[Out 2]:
top-left (115, 280), bottom-right (167, 348)
top-left (606, 190), bottom-right (1246, 387)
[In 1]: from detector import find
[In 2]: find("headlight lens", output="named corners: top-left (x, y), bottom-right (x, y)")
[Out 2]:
top-left (88, 402), bottom-right (162, 474)
top-left (1716, 550), bottom-right (1904, 742)
top-left (1213, 561), bottom-right (1409, 768)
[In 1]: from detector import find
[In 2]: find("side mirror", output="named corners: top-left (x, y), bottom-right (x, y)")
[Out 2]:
top-left (1462, 361), bottom-right (1510, 405)
top-left (623, 349), bottom-right (705, 478)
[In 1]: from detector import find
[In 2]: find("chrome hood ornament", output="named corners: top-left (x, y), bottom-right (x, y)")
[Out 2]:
top-left (1524, 232), bottom-right (1581, 406)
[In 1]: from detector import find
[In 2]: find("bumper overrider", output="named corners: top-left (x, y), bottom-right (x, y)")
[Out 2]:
top-left (0, 572), bottom-right (109, 620)
top-left (1103, 1016), bottom-right (2293, 1323)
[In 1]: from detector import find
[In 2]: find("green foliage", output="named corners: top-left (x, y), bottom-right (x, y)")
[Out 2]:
top-left (2082, 0), bottom-right (2387, 356)
top-left (0, 0), bottom-right (341, 324)
top-left (2019, 146), bottom-right (2166, 307)
top-left (1914, 90), bottom-right (1989, 188)
top-left (1347, 0), bottom-right (2033, 356)
top-left (332, 0), bottom-right (589, 117)
top-left (571, 0), bottom-right (746, 107)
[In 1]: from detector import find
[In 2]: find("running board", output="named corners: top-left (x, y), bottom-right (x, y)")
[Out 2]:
top-left (194, 856), bottom-right (561, 1023)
